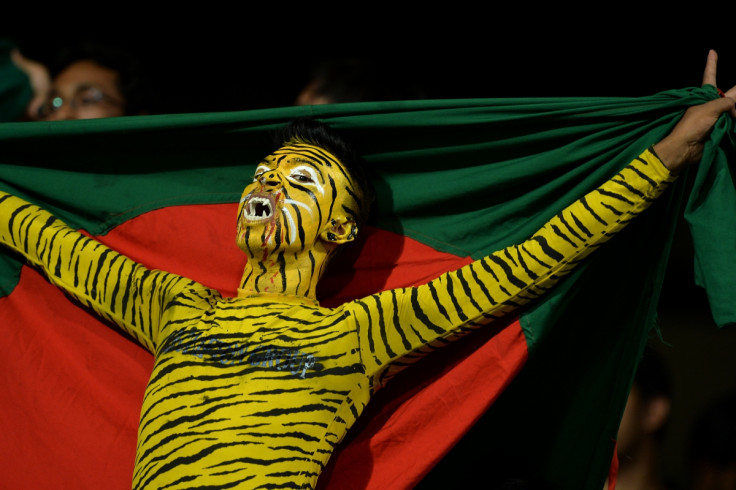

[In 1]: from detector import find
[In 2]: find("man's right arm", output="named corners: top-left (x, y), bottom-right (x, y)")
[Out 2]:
top-left (0, 191), bottom-right (198, 352)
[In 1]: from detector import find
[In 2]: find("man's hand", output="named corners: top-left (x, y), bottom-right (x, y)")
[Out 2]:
top-left (10, 49), bottom-right (51, 121)
top-left (653, 49), bottom-right (736, 174)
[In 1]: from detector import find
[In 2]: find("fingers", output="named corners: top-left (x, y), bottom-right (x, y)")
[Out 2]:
top-left (720, 85), bottom-right (736, 118)
top-left (688, 96), bottom-right (736, 124)
top-left (702, 50), bottom-right (736, 118)
top-left (702, 49), bottom-right (718, 87)
top-left (707, 95), bottom-right (736, 119)
top-left (690, 96), bottom-right (736, 122)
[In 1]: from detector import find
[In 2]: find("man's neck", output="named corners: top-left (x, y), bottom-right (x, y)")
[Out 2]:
top-left (236, 243), bottom-right (333, 303)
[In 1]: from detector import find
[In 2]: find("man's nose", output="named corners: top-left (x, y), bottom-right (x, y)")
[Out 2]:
top-left (260, 171), bottom-right (281, 190)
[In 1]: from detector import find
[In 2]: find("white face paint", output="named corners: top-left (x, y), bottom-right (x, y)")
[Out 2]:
top-left (287, 165), bottom-right (325, 197)
top-left (281, 198), bottom-right (314, 245)
top-left (253, 164), bottom-right (270, 183)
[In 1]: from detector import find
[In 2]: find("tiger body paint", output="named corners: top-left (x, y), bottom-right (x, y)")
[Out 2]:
top-left (0, 146), bottom-right (674, 489)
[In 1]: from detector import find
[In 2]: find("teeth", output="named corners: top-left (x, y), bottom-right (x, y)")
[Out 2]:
top-left (245, 196), bottom-right (273, 221)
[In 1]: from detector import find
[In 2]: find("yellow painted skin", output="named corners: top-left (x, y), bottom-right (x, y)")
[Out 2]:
top-left (0, 147), bottom-right (674, 489)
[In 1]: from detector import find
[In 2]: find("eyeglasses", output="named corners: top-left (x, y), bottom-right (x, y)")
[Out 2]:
top-left (37, 85), bottom-right (124, 119)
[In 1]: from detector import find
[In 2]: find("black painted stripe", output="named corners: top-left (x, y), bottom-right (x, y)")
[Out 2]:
top-left (531, 235), bottom-right (564, 262)
top-left (488, 254), bottom-right (527, 289)
top-left (427, 281), bottom-right (452, 322)
top-left (581, 196), bottom-right (607, 226)
top-left (410, 288), bottom-right (446, 335)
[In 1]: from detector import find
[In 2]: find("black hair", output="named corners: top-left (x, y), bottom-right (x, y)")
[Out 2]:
top-left (273, 117), bottom-right (374, 225)
top-left (632, 347), bottom-right (672, 442)
top-left (50, 39), bottom-right (155, 115)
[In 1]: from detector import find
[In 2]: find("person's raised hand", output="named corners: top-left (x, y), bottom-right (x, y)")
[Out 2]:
top-left (653, 49), bottom-right (736, 174)
top-left (10, 48), bottom-right (51, 121)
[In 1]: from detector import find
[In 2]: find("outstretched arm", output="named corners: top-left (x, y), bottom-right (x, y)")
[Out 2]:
top-left (354, 148), bottom-right (674, 386)
top-left (353, 50), bottom-right (736, 388)
top-left (0, 191), bottom-right (203, 352)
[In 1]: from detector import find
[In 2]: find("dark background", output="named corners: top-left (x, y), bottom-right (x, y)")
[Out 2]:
top-left (7, 22), bottom-right (736, 114)
top-left (5, 19), bottom-right (736, 486)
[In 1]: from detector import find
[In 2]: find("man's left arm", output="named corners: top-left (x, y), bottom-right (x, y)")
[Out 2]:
top-left (352, 51), bottom-right (736, 387)
top-left (350, 147), bottom-right (675, 388)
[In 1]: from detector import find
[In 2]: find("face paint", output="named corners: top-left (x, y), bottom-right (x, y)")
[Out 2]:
top-left (236, 143), bottom-right (360, 257)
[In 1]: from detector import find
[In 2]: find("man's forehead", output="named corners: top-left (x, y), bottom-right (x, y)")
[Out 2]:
top-left (268, 143), bottom-right (342, 168)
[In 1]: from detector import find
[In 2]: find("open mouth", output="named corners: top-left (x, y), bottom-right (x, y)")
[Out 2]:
top-left (243, 192), bottom-right (276, 223)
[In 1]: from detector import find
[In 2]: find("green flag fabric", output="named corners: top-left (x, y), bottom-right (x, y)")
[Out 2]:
top-left (1, 87), bottom-right (733, 489)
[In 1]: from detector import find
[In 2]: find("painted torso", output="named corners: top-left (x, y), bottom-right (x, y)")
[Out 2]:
top-left (138, 293), bottom-right (367, 488)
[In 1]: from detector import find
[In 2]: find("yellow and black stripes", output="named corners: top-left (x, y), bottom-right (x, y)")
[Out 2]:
top-left (349, 149), bottom-right (675, 388)
top-left (130, 297), bottom-right (372, 489)
top-left (0, 194), bottom-right (201, 352)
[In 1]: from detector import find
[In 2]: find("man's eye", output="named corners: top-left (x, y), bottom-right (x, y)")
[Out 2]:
top-left (292, 174), bottom-right (313, 183)
top-left (77, 88), bottom-right (105, 106)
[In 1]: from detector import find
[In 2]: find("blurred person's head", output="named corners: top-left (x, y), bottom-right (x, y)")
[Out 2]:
top-left (294, 57), bottom-right (426, 106)
top-left (616, 348), bottom-right (673, 461)
top-left (603, 348), bottom-right (672, 490)
top-left (37, 40), bottom-right (153, 120)
top-left (688, 392), bottom-right (736, 490)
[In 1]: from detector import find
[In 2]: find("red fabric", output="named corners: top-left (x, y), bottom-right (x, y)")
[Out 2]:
top-left (317, 315), bottom-right (527, 489)
top-left (0, 266), bottom-right (151, 490)
top-left (0, 203), bottom-right (529, 489)
top-left (608, 441), bottom-right (619, 490)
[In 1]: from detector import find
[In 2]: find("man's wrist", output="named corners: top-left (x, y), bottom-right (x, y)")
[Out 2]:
top-left (651, 137), bottom-right (688, 175)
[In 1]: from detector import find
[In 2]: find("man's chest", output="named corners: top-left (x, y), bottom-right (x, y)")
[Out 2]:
top-left (155, 300), bottom-right (364, 381)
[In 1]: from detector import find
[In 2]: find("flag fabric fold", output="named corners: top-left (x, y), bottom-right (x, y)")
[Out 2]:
top-left (1, 87), bottom-right (733, 489)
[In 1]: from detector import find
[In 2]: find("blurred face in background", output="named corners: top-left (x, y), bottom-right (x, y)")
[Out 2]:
top-left (38, 60), bottom-right (125, 120)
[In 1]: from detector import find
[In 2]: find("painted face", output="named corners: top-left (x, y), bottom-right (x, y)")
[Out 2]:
top-left (236, 143), bottom-right (360, 258)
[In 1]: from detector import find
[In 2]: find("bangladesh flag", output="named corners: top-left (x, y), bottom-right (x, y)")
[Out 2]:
top-left (1, 87), bottom-right (734, 489)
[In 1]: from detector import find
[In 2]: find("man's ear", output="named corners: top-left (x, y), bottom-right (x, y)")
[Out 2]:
top-left (320, 217), bottom-right (358, 245)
